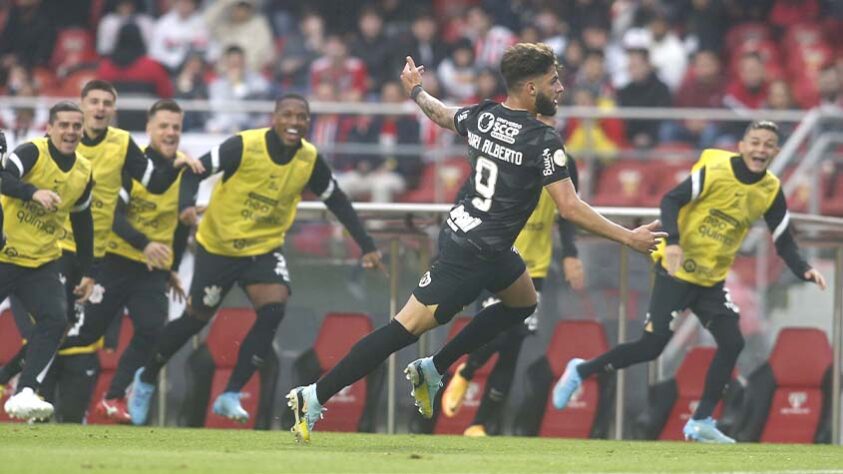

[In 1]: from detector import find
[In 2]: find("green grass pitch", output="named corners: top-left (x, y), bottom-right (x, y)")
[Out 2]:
top-left (2, 423), bottom-right (842, 473)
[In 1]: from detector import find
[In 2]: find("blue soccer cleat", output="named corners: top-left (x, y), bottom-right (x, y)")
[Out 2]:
top-left (128, 368), bottom-right (155, 425)
top-left (552, 358), bottom-right (584, 409)
top-left (287, 384), bottom-right (325, 444)
top-left (212, 392), bottom-right (249, 423)
top-left (683, 417), bottom-right (736, 443)
top-left (404, 357), bottom-right (443, 419)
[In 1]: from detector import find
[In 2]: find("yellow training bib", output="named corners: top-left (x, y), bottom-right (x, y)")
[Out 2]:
top-left (652, 150), bottom-right (779, 286)
top-left (514, 189), bottom-right (556, 279)
top-left (107, 151), bottom-right (184, 268)
top-left (197, 129), bottom-right (317, 257)
top-left (0, 138), bottom-right (92, 267)
top-left (60, 127), bottom-right (130, 258)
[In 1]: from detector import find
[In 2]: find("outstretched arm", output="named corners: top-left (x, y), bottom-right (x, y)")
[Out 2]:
top-left (400, 56), bottom-right (459, 132)
top-left (546, 178), bottom-right (666, 254)
top-left (764, 188), bottom-right (826, 289)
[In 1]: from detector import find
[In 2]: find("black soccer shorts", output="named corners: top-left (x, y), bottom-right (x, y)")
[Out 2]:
top-left (413, 228), bottom-right (527, 325)
top-left (645, 264), bottom-right (740, 336)
top-left (189, 243), bottom-right (291, 313)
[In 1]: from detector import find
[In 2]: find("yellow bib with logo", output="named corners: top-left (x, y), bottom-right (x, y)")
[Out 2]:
top-left (514, 189), bottom-right (556, 279)
top-left (0, 138), bottom-right (92, 267)
top-left (197, 129), bottom-right (317, 257)
top-left (106, 151), bottom-right (184, 268)
top-left (652, 150), bottom-right (780, 286)
top-left (60, 127), bottom-right (130, 257)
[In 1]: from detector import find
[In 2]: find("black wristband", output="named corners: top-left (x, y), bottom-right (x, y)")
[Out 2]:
top-left (410, 84), bottom-right (424, 101)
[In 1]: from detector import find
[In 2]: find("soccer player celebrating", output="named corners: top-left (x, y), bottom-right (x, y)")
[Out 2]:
top-left (552, 121), bottom-right (827, 443)
top-left (56, 100), bottom-right (191, 423)
top-left (0, 103), bottom-right (95, 421)
top-left (287, 43), bottom-right (665, 443)
top-left (0, 80), bottom-right (202, 418)
top-left (127, 94), bottom-right (383, 425)
top-left (441, 128), bottom-right (583, 436)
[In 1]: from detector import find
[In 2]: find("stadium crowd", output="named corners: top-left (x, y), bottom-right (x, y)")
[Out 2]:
top-left (1, 0), bottom-right (842, 203)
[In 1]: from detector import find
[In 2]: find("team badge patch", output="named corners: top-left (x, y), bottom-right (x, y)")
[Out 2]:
top-left (553, 149), bottom-right (567, 167)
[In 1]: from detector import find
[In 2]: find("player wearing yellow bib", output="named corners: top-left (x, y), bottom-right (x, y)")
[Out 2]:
top-left (0, 81), bottom-right (201, 423)
top-left (128, 94), bottom-right (383, 425)
top-left (55, 100), bottom-right (191, 423)
top-left (0, 103), bottom-right (95, 421)
top-left (441, 138), bottom-right (583, 437)
top-left (552, 121), bottom-right (827, 443)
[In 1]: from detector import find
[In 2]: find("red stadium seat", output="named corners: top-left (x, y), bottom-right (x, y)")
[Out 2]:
top-left (732, 328), bottom-right (833, 443)
top-left (399, 159), bottom-right (471, 204)
top-left (538, 320), bottom-right (610, 438)
top-left (644, 158), bottom-right (694, 207)
top-left (50, 28), bottom-right (97, 73)
top-left (592, 161), bottom-right (653, 207)
top-left (0, 309), bottom-right (24, 423)
top-left (434, 316), bottom-right (499, 435)
top-left (86, 314), bottom-right (133, 425)
top-left (203, 308), bottom-right (262, 429)
top-left (312, 312), bottom-right (374, 432)
top-left (820, 173), bottom-right (843, 216)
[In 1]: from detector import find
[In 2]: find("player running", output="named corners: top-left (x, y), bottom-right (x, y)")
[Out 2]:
top-left (127, 94), bottom-right (383, 425)
top-left (441, 121), bottom-right (583, 436)
top-left (0, 104), bottom-right (94, 421)
top-left (56, 100), bottom-right (191, 423)
top-left (287, 43), bottom-right (665, 443)
top-left (552, 121), bottom-right (827, 443)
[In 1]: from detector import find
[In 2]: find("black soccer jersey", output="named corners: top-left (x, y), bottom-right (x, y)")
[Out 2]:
top-left (447, 100), bottom-right (570, 255)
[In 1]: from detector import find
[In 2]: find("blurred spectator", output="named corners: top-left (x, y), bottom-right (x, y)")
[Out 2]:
top-left (765, 79), bottom-right (797, 137)
top-left (646, 10), bottom-right (688, 91)
top-left (173, 52), bottom-right (210, 131)
top-left (437, 38), bottom-right (477, 102)
top-left (206, 45), bottom-right (270, 133)
top-left (0, 0), bottom-right (56, 69)
top-left (564, 87), bottom-right (625, 161)
top-left (532, 7), bottom-right (567, 57)
top-left (276, 10), bottom-right (325, 94)
top-left (769, 0), bottom-right (820, 30)
top-left (310, 34), bottom-right (369, 102)
top-left (560, 38), bottom-right (585, 88)
top-left (464, 5), bottom-right (516, 68)
top-left (565, 0), bottom-right (612, 38)
top-left (617, 48), bottom-right (671, 148)
top-left (205, 0), bottom-right (274, 73)
top-left (0, 66), bottom-right (47, 142)
top-left (573, 49), bottom-right (615, 105)
top-left (518, 24), bottom-right (540, 44)
top-left (817, 64), bottom-right (842, 109)
top-left (97, 22), bottom-right (173, 129)
top-left (350, 5), bottom-right (394, 95)
top-left (149, 0), bottom-right (210, 72)
top-left (723, 52), bottom-right (768, 110)
top-left (401, 10), bottom-right (447, 73)
top-left (309, 79), bottom-right (347, 163)
top-left (662, 50), bottom-right (725, 148)
top-left (97, 0), bottom-right (154, 55)
top-left (472, 66), bottom-right (506, 103)
top-left (680, 0), bottom-right (729, 53)
top-left (336, 80), bottom-right (417, 202)
top-left (581, 21), bottom-right (626, 89)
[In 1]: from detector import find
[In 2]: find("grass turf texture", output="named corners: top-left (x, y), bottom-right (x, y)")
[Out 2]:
top-left (2, 423), bottom-right (842, 473)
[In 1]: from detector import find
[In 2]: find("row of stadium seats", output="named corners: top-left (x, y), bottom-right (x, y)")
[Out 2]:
top-left (0, 310), bottom-right (835, 442)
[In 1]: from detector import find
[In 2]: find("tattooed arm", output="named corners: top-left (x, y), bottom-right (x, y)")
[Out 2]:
top-left (400, 56), bottom-right (459, 132)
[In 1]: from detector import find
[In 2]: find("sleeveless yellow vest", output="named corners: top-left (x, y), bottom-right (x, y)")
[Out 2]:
top-left (106, 151), bottom-right (184, 268)
top-left (60, 127), bottom-right (130, 258)
top-left (0, 138), bottom-right (92, 267)
top-left (514, 189), bottom-right (556, 279)
top-left (652, 149), bottom-right (780, 286)
top-left (197, 129), bottom-right (317, 256)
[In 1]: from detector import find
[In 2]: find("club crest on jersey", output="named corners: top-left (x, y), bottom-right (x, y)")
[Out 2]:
top-left (418, 271), bottom-right (432, 288)
top-left (478, 112), bottom-right (495, 133)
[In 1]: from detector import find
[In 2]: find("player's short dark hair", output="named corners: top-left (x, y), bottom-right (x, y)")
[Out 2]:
top-left (275, 93), bottom-right (310, 114)
top-left (148, 99), bottom-right (183, 118)
top-left (81, 80), bottom-right (118, 100)
top-left (744, 120), bottom-right (780, 140)
top-left (49, 101), bottom-right (83, 123)
top-left (499, 43), bottom-right (558, 91)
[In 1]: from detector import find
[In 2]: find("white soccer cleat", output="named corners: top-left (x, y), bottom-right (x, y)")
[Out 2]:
top-left (4, 387), bottom-right (54, 421)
